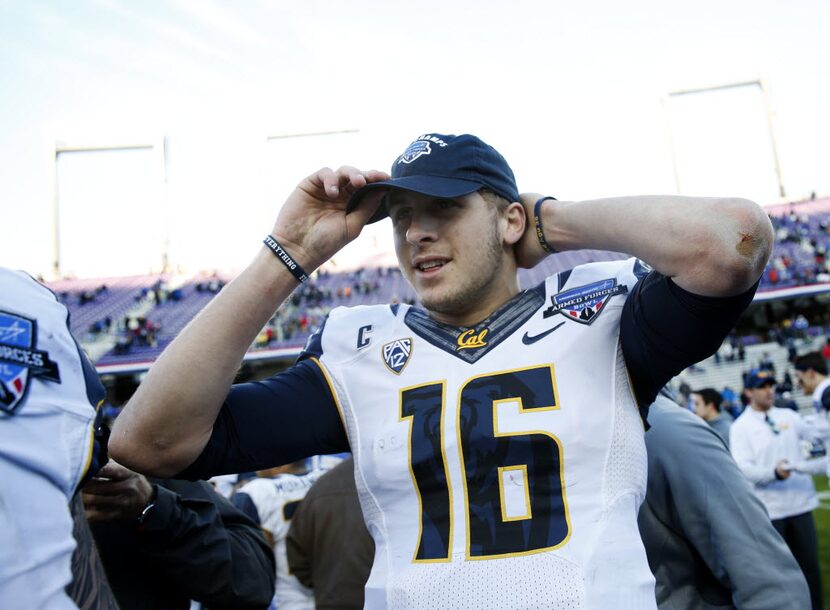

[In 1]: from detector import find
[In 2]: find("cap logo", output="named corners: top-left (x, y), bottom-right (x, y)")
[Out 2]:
top-left (398, 140), bottom-right (432, 165)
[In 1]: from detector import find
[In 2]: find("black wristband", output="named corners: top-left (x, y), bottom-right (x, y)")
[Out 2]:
top-left (533, 196), bottom-right (558, 254)
top-left (263, 235), bottom-right (309, 283)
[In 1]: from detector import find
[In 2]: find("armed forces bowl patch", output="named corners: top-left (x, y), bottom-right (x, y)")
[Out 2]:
top-left (398, 140), bottom-right (431, 164)
top-left (542, 279), bottom-right (627, 325)
top-left (0, 311), bottom-right (61, 414)
top-left (382, 338), bottom-right (412, 375)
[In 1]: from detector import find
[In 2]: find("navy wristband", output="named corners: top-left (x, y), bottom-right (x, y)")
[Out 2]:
top-left (263, 235), bottom-right (309, 283)
top-left (533, 196), bottom-right (558, 254)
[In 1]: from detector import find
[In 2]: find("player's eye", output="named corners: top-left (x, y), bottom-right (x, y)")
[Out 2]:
top-left (391, 207), bottom-right (412, 225)
top-left (435, 199), bottom-right (460, 211)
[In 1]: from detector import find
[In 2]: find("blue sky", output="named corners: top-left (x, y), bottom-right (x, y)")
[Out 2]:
top-left (2, 0), bottom-right (828, 278)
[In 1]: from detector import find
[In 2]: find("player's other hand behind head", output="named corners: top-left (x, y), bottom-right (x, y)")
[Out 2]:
top-left (270, 166), bottom-right (390, 272)
top-left (514, 192), bottom-right (553, 269)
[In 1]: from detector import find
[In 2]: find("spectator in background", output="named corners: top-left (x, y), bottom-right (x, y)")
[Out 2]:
top-left (717, 340), bottom-right (733, 364)
top-left (759, 351), bottom-right (776, 373)
top-left (721, 386), bottom-right (741, 419)
top-left (691, 388), bottom-right (733, 447)
top-left (83, 461), bottom-right (275, 610)
top-left (730, 369), bottom-right (825, 610)
top-left (639, 393), bottom-right (810, 610)
top-left (287, 457), bottom-right (374, 610)
top-left (233, 460), bottom-right (323, 610)
top-left (795, 351), bottom-right (830, 413)
top-left (0, 268), bottom-right (110, 608)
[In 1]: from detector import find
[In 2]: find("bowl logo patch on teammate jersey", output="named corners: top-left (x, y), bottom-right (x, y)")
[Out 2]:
top-left (382, 338), bottom-right (413, 375)
top-left (0, 311), bottom-right (61, 414)
top-left (542, 279), bottom-right (628, 325)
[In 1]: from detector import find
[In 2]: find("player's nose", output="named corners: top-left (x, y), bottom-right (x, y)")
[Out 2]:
top-left (405, 210), bottom-right (439, 245)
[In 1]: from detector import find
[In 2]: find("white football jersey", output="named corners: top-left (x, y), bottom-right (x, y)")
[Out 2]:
top-left (310, 258), bottom-right (655, 610)
top-left (0, 268), bottom-right (102, 609)
top-left (238, 471), bottom-right (325, 610)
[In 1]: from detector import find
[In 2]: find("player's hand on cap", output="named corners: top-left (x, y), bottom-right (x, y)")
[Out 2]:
top-left (81, 460), bottom-right (154, 522)
top-left (270, 166), bottom-right (390, 271)
top-left (514, 192), bottom-right (553, 269)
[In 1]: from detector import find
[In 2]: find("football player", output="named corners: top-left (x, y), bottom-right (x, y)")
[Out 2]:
top-left (0, 268), bottom-right (110, 608)
top-left (112, 133), bottom-right (773, 609)
top-left (234, 461), bottom-right (324, 610)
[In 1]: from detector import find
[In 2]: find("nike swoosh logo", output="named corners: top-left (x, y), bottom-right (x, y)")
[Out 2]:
top-left (522, 322), bottom-right (566, 345)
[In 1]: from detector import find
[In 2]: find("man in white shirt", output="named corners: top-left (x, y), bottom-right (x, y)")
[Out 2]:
top-left (729, 369), bottom-right (824, 610)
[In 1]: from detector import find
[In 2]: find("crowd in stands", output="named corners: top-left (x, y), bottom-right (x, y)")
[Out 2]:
top-left (765, 209), bottom-right (830, 287)
top-left (114, 316), bottom-right (159, 354)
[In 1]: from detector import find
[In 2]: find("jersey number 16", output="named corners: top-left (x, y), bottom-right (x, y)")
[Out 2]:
top-left (399, 364), bottom-right (571, 562)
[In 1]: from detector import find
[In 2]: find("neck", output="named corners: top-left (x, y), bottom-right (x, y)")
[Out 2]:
top-left (750, 402), bottom-right (771, 413)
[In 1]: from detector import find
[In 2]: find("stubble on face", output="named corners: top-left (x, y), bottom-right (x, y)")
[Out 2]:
top-left (417, 216), bottom-right (506, 319)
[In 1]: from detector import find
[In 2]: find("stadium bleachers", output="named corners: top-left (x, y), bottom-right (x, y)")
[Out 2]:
top-left (50, 274), bottom-right (164, 338)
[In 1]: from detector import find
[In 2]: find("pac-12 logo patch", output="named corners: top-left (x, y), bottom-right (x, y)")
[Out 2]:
top-left (398, 140), bottom-right (431, 164)
top-left (382, 338), bottom-right (412, 375)
top-left (0, 311), bottom-right (61, 415)
top-left (542, 279), bottom-right (627, 325)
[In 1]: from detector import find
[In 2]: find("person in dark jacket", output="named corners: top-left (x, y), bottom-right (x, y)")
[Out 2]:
top-left (286, 457), bottom-right (374, 609)
top-left (82, 461), bottom-right (275, 610)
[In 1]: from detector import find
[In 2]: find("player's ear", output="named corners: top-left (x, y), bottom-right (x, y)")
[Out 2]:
top-left (502, 201), bottom-right (525, 246)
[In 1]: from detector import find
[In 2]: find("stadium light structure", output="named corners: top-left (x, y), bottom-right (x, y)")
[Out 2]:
top-left (664, 78), bottom-right (786, 198)
top-left (50, 138), bottom-right (168, 278)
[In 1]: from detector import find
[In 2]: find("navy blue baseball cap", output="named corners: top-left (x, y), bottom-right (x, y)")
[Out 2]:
top-left (348, 133), bottom-right (520, 224)
top-left (745, 368), bottom-right (777, 388)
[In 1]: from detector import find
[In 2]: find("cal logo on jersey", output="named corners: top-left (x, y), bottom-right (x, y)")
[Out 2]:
top-left (542, 279), bottom-right (627, 325)
top-left (398, 140), bottom-right (431, 164)
top-left (382, 338), bottom-right (412, 374)
top-left (457, 328), bottom-right (488, 350)
top-left (0, 311), bottom-right (61, 414)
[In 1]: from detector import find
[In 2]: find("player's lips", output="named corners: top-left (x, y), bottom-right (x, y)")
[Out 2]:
top-left (412, 256), bottom-right (451, 277)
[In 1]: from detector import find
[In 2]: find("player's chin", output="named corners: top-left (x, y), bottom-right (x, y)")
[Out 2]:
top-left (418, 287), bottom-right (463, 315)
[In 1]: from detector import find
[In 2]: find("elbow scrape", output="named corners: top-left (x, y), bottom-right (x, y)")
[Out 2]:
top-left (736, 232), bottom-right (756, 258)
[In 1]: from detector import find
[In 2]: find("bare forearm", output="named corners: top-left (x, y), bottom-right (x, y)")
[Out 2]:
top-left (110, 248), bottom-right (300, 475)
top-left (542, 195), bottom-right (773, 296)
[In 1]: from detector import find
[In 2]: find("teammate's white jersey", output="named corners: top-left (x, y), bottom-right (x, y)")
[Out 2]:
top-left (310, 258), bottom-right (655, 610)
top-left (238, 471), bottom-right (325, 610)
top-left (0, 269), bottom-right (101, 609)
